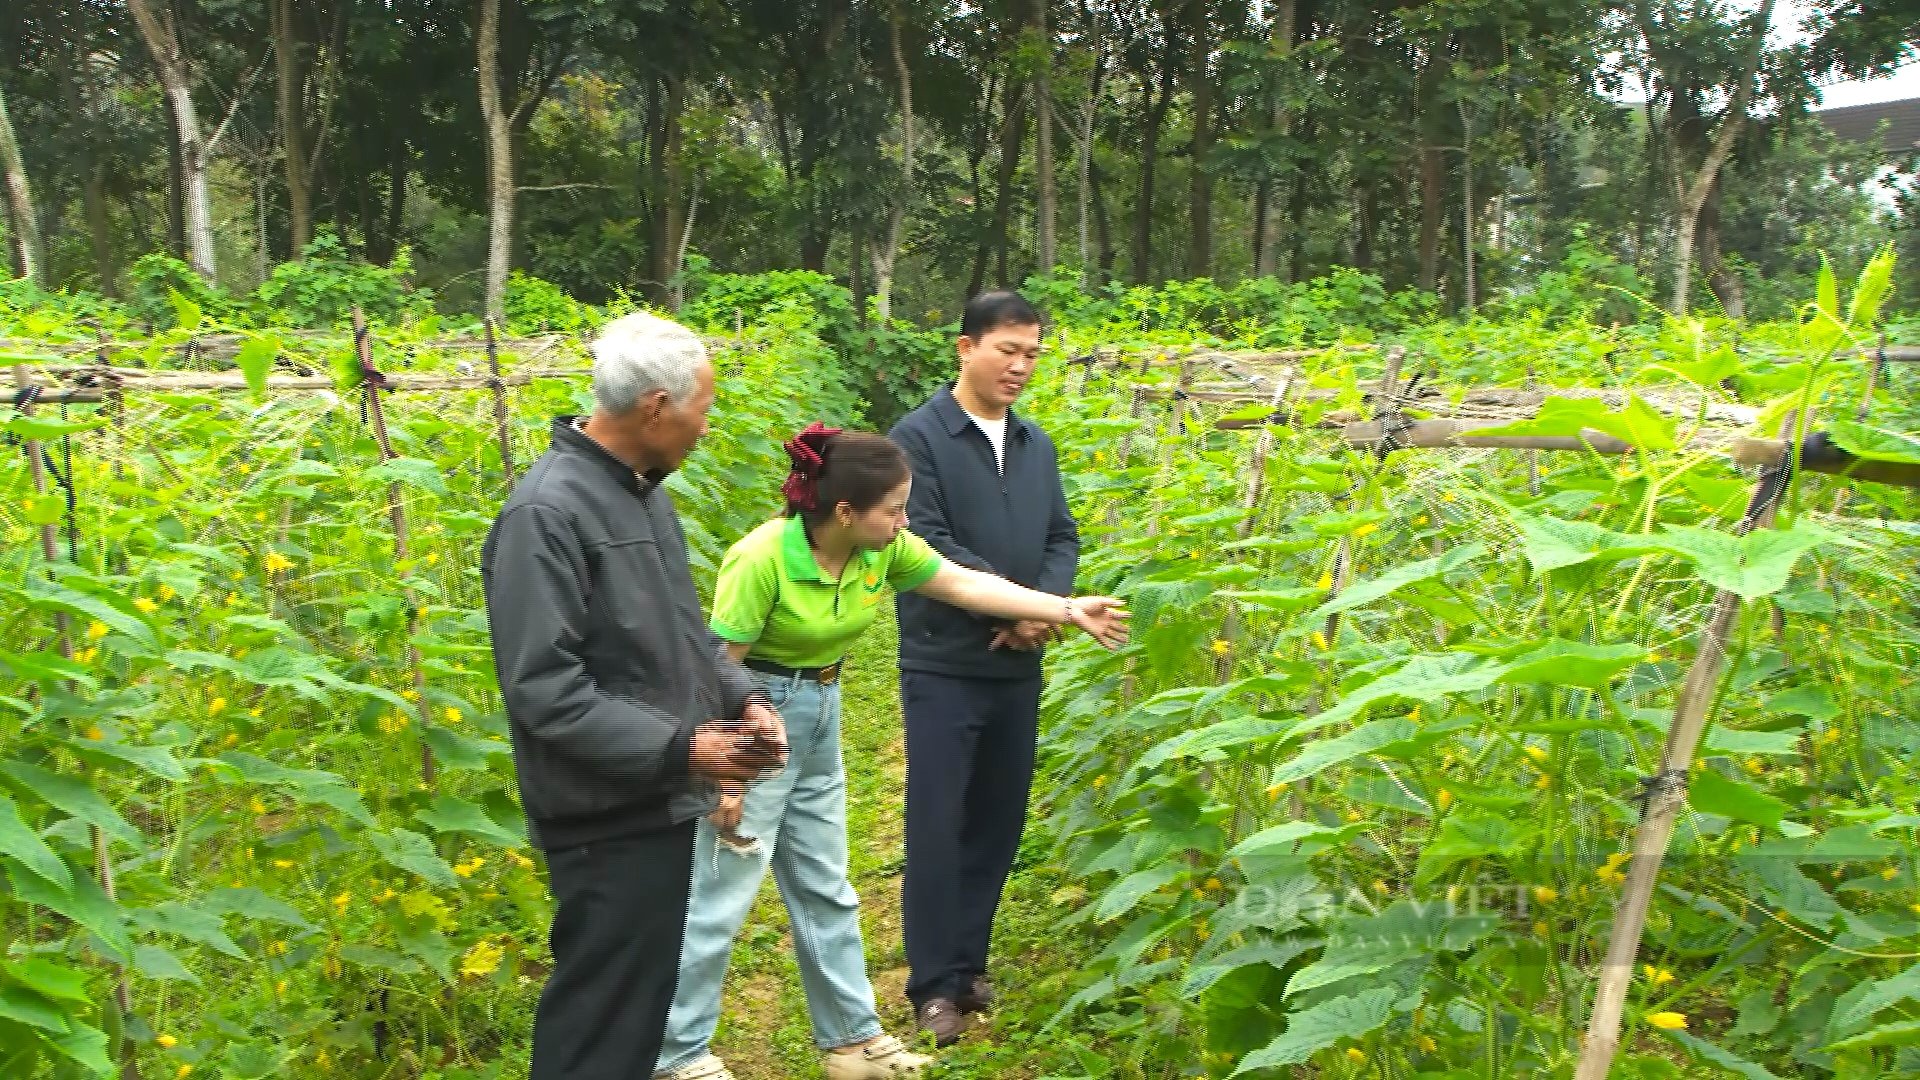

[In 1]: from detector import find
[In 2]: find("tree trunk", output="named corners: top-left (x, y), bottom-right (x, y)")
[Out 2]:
top-left (162, 93), bottom-right (185, 260)
top-left (128, 0), bottom-right (217, 280)
top-left (1459, 100), bottom-right (1476, 310)
top-left (1091, 158), bottom-right (1115, 280)
top-left (1185, 0), bottom-right (1214, 279)
top-left (966, 76), bottom-right (998, 299)
top-left (872, 5), bottom-right (915, 324)
top-left (271, 0), bottom-right (312, 255)
top-left (1075, 26), bottom-right (1104, 285)
top-left (1418, 144), bottom-right (1442, 291)
top-left (1699, 174), bottom-right (1744, 317)
top-left (477, 0), bottom-right (514, 322)
top-left (1032, 0), bottom-right (1056, 273)
top-left (0, 87), bottom-right (42, 283)
top-left (649, 74), bottom-right (688, 302)
top-left (1355, 182), bottom-right (1376, 271)
top-left (991, 81), bottom-right (1030, 287)
top-left (1131, 65), bottom-right (1173, 284)
top-left (1255, 0), bottom-right (1296, 278)
top-left (85, 164), bottom-right (116, 295)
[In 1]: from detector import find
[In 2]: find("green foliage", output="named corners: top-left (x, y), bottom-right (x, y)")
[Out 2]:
top-left (501, 272), bottom-right (598, 335)
top-left (250, 233), bottom-right (435, 329)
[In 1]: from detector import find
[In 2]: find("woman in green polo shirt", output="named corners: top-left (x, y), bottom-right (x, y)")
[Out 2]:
top-left (653, 425), bottom-right (1126, 1080)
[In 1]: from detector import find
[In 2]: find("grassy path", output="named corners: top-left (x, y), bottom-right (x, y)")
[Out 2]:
top-left (701, 616), bottom-right (1084, 1079)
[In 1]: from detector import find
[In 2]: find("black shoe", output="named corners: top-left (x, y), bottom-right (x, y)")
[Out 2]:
top-left (957, 975), bottom-right (995, 1014)
top-left (915, 998), bottom-right (969, 1048)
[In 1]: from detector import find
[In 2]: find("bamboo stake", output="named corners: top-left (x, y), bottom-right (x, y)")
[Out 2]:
top-left (352, 310), bottom-right (434, 784)
top-left (12, 366), bottom-right (136, 1077)
top-left (483, 317), bottom-right (517, 487)
top-left (1215, 376), bottom-right (1292, 683)
top-left (1571, 435), bottom-right (1794, 1080)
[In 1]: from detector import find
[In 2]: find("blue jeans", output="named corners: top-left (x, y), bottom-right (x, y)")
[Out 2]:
top-left (655, 673), bottom-right (884, 1073)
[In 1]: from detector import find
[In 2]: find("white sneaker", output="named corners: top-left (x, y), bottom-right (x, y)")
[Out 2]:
top-left (822, 1034), bottom-right (932, 1079)
top-left (655, 1054), bottom-right (738, 1080)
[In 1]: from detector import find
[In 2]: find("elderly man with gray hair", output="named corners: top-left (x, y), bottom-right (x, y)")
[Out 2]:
top-left (482, 311), bottom-right (788, 1080)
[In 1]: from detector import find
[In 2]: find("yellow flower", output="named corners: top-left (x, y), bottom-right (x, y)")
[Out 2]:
top-left (401, 688), bottom-right (420, 702)
top-left (1881, 866), bottom-right (1899, 880)
top-left (1316, 571), bottom-right (1334, 591)
top-left (443, 707), bottom-right (463, 724)
top-left (1533, 920), bottom-right (1550, 937)
top-left (273, 859), bottom-right (293, 869)
top-left (1351, 522), bottom-right (1378, 538)
top-left (1417, 1035), bottom-right (1438, 1054)
top-left (86, 620), bottom-right (109, 640)
top-left (1442, 491), bottom-right (1457, 503)
top-left (1371, 880), bottom-right (1389, 895)
top-left (1524, 745), bottom-right (1549, 765)
top-left (1646, 1012), bottom-right (1688, 1031)
top-left (1310, 630), bottom-right (1331, 651)
top-left (248, 707), bottom-right (262, 718)
top-left (1194, 921), bottom-right (1210, 942)
top-left (1435, 789), bottom-right (1454, 812)
top-left (1210, 639), bottom-right (1232, 656)
top-left (1345, 1047), bottom-right (1367, 1064)
top-left (1204, 877), bottom-right (1223, 892)
top-left (176, 1066), bottom-right (194, 1080)
top-left (1533, 886), bottom-right (1558, 905)
top-left (1413, 515), bottom-right (1430, 527)
top-left (507, 850), bottom-right (536, 870)
top-left (1265, 782), bottom-right (1287, 800)
top-left (1092, 774), bottom-right (1108, 789)
top-left (378, 713), bottom-right (409, 735)
top-left (1744, 756), bottom-right (1765, 775)
top-left (1344, 809), bottom-right (1363, 822)
top-left (208, 697), bottom-right (227, 716)
top-left (263, 552), bottom-right (294, 575)
top-left (223, 733), bottom-right (240, 747)
top-left (1535, 775), bottom-right (1553, 790)
top-left (249, 797), bottom-right (268, 815)
top-left (332, 892), bottom-right (351, 912)
top-left (265, 940), bottom-right (288, 956)
top-left (83, 726), bottom-right (104, 741)
top-left (425, 551), bottom-right (440, 566)
top-left (75, 647), bottom-right (98, 664)
top-left (225, 592), bottom-right (241, 607)
top-left (454, 858), bottom-right (486, 878)
top-left (156, 1034), bottom-right (179, 1049)
top-left (461, 939), bottom-right (506, 978)
top-left (156, 583), bottom-right (176, 601)
top-left (133, 597), bottom-right (159, 614)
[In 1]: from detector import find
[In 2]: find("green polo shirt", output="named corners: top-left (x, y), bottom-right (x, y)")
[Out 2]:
top-left (710, 516), bottom-right (943, 668)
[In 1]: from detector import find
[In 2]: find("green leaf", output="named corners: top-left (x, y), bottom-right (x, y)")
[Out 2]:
top-left (1766, 686), bottom-right (1837, 722)
top-left (1705, 727), bottom-right (1803, 757)
top-left (396, 927), bottom-right (457, 983)
top-left (66, 738), bottom-right (192, 783)
top-left (132, 944), bottom-right (199, 985)
top-left (48, 1022), bottom-right (115, 1077)
top-left (0, 793), bottom-right (74, 892)
top-left (1655, 1028), bottom-right (1785, 1080)
top-left (415, 796), bottom-right (524, 848)
top-left (1652, 522), bottom-right (1839, 600)
top-left (234, 335), bottom-right (279, 399)
top-left (1228, 820), bottom-right (1371, 864)
top-left (221, 1042), bottom-right (293, 1080)
top-left (0, 986), bottom-right (70, 1032)
top-left (1642, 345), bottom-right (1742, 388)
top-left (1096, 862), bottom-right (1186, 923)
top-left (1181, 940), bottom-right (1319, 998)
top-left (1846, 246), bottom-right (1896, 330)
top-left (1826, 419), bottom-right (1920, 465)
top-left (1499, 639), bottom-right (1647, 690)
top-left (204, 887), bottom-right (315, 931)
top-left (1414, 813), bottom-right (1522, 886)
top-left (1231, 987), bottom-right (1398, 1074)
top-left (420, 725), bottom-right (513, 773)
top-left (1688, 768), bottom-right (1790, 830)
top-left (11, 579), bottom-right (155, 649)
top-left (1816, 257), bottom-right (1839, 320)
top-left (1732, 848), bottom-right (1841, 929)
top-left (366, 457), bottom-right (449, 496)
top-left (5, 862), bottom-right (131, 959)
top-left (1270, 719), bottom-right (1419, 787)
top-left (1824, 1019), bottom-right (1920, 1053)
top-left (1474, 395), bottom-right (1675, 451)
top-left (1311, 543), bottom-right (1486, 620)
top-left (369, 828), bottom-right (460, 889)
top-left (130, 901), bottom-right (246, 960)
top-left (2, 414), bottom-right (110, 441)
top-left (2, 958), bottom-right (92, 1003)
top-left (1828, 961), bottom-right (1920, 1040)
top-left (1298, 653), bottom-right (1510, 735)
top-left (1508, 511), bottom-right (1653, 573)
top-left (0, 761), bottom-right (141, 844)
top-left (167, 288), bottom-right (203, 332)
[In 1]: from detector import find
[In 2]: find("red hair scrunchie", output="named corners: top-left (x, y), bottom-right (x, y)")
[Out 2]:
top-left (781, 422), bottom-right (843, 511)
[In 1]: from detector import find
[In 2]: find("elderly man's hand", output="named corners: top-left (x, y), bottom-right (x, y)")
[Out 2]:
top-left (689, 714), bottom-right (787, 785)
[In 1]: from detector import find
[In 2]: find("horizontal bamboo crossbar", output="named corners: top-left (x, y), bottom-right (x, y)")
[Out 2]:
top-left (10, 367), bottom-right (589, 404)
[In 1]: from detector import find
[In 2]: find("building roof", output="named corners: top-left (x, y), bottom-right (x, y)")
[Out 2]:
top-left (1816, 96), bottom-right (1920, 156)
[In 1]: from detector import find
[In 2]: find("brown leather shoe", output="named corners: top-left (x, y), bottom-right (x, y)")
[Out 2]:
top-left (915, 998), bottom-right (969, 1048)
top-left (957, 975), bottom-right (994, 1014)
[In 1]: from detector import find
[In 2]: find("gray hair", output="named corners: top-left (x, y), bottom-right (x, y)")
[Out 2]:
top-left (589, 311), bottom-right (709, 413)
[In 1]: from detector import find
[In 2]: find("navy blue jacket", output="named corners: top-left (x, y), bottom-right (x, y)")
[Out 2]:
top-left (890, 387), bottom-right (1080, 680)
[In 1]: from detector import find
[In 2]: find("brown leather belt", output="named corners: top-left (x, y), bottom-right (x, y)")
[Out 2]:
top-left (744, 657), bottom-right (841, 685)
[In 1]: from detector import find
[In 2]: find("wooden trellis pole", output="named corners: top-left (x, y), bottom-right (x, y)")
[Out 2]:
top-left (11, 366), bottom-right (137, 1078)
top-left (352, 309), bottom-right (434, 784)
top-left (483, 317), bottom-right (517, 487)
top-left (1214, 374), bottom-right (1292, 683)
top-left (1570, 423), bottom-right (1796, 1080)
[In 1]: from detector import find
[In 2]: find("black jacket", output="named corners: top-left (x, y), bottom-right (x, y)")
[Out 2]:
top-left (890, 388), bottom-right (1080, 680)
top-left (481, 418), bottom-right (758, 851)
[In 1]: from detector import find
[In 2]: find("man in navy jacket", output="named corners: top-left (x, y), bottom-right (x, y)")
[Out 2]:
top-left (889, 291), bottom-right (1078, 1045)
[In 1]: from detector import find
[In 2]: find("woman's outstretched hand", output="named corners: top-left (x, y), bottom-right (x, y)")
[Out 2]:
top-left (1069, 597), bottom-right (1130, 649)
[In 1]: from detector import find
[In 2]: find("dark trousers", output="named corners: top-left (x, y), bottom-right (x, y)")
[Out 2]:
top-left (900, 670), bottom-right (1043, 1007)
top-left (531, 822), bottom-right (696, 1080)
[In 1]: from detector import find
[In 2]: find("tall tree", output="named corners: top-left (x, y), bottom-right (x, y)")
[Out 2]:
top-left (126, 0), bottom-right (217, 279)
top-left (1030, 0), bottom-right (1057, 271)
top-left (0, 85), bottom-right (41, 283)
top-left (872, 2), bottom-right (916, 322)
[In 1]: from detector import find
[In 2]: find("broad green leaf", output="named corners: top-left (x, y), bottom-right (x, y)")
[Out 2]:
top-left (369, 828), bottom-right (460, 889)
top-left (1705, 727), bottom-right (1804, 756)
top-left (1828, 961), bottom-right (1920, 1040)
top-left (1652, 522), bottom-right (1838, 600)
top-left (48, 1023), bottom-right (115, 1077)
top-left (1847, 246), bottom-right (1896, 330)
top-left (397, 927), bottom-right (457, 983)
top-left (167, 288), bottom-right (203, 332)
top-left (421, 725), bottom-right (513, 773)
top-left (1804, 825), bottom-right (1898, 865)
top-left (415, 796), bottom-right (524, 848)
top-left (1688, 768), bottom-right (1790, 830)
top-left (130, 901), bottom-right (246, 960)
top-left (221, 1042), bottom-right (293, 1080)
top-left (1826, 419), bottom-right (1920, 465)
top-left (1228, 820), bottom-right (1371, 864)
top-left (1414, 812), bottom-right (1522, 886)
top-left (1823, 1019), bottom-right (1920, 1053)
top-left (2, 415), bottom-right (110, 441)
top-left (1132, 716), bottom-right (1290, 778)
top-left (1509, 511), bottom-right (1653, 573)
top-left (66, 738), bottom-right (192, 783)
top-left (1287, 903), bottom-right (1499, 998)
top-left (1474, 395), bottom-right (1675, 451)
top-left (1311, 543), bottom-right (1486, 620)
top-left (204, 887), bottom-right (315, 931)
top-left (0, 793), bottom-right (74, 891)
top-left (366, 457), bottom-right (449, 496)
top-left (1656, 1029), bottom-right (1785, 1080)
top-left (1270, 719), bottom-right (1419, 787)
top-left (234, 335), bottom-right (279, 399)
top-left (1766, 686), bottom-right (1837, 722)
top-left (2, 958), bottom-right (92, 1003)
top-left (1298, 653), bottom-right (1510, 735)
top-left (1231, 987), bottom-right (1398, 1074)
top-left (1500, 639), bottom-right (1647, 690)
top-left (1816, 257), bottom-right (1839, 320)
top-left (339, 944), bottom-right (421, 974)
top-left (0, 761), bottom-right (140, 844)
top-left (11, 580), bottom-right (154, 648)
top-left (133, 944), bottom-right (199, 984)
top-left (0, 986), bottom-right (70, 1032)
top-left (1642, 345), bottom-right (1742, 388)
top-left (1096, 862), bottom-right (1186, 923)
top-left (6, 862), bottom-right (131, 958)
top-left (1733, 848), bottom-right (1841, 929)
top-left (1181, 940), bottom-right (1319, 998)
